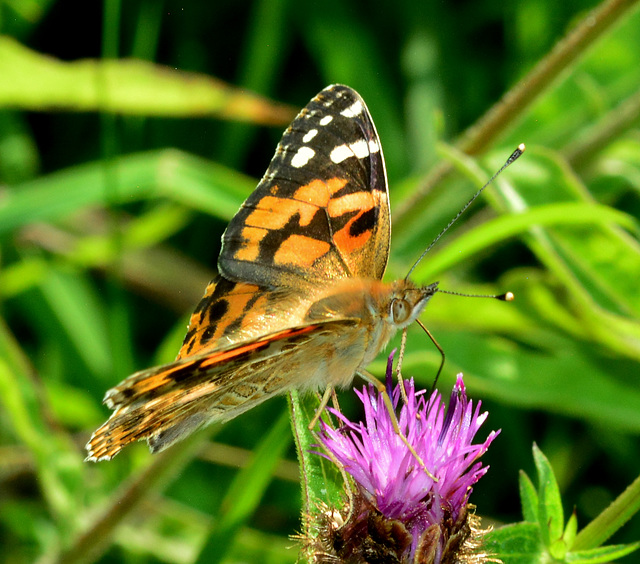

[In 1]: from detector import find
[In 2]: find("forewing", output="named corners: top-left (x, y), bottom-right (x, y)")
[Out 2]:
top-left (220, 84), bottom-right (390, 286)
top-left (85, 320), bottom-right (357, 461)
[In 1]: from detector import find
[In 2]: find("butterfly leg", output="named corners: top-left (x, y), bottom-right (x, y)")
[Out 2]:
top-left (330, 387), bottom-right (341, 411)
top-left (358, 370), bottom-right (437, 481)
top-left (308, 385), bottom-right (335, 430)
top-left (394, 328), bottom-right (410, 406)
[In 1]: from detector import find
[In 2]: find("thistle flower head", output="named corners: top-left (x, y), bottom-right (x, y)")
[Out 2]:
top-left (314, 353), bottom-right (500, 563)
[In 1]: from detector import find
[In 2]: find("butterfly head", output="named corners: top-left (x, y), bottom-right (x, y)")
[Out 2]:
top-left (387, 280), bottom-right (439, 330)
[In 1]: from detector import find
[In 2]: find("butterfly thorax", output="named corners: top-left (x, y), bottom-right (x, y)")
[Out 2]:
top-left (301, 277), bottom-right (439, 387)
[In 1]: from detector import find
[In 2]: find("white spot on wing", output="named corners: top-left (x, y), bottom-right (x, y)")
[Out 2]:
top-left (302, 129), bottom-right (318, 143)
top-left (319, 115), bottom-right (333, 126)
top-left (341, 100), bottom-right (363, 118)
top-left (368, 139), bottom-right (380, 153)
top-left (330, 140), bottom-right (370, 164)
top-left (350, 139), bottom-right (369, 158)
top-left (291, 146), bottom-right (315, 168)
top-left (330, 145), bottom-right (353, 164)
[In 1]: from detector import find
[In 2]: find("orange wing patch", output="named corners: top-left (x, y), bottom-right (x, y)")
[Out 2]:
top-left (235, 227), bottom-right (266, 261)
top-left (292, 177), bottom-right (348, 206)
top-left (274, 235), bottom-right (331, 267)
top-left (232, 179), bottom-right (375, 270)
top-left (246, 195), bottom-right (319, 229)
top-left (328, 191), bottom-right (375, 218)
top-left (330, 191), bottom-right (376, 254)
top-left (233, 178), bottom-right (350, 268)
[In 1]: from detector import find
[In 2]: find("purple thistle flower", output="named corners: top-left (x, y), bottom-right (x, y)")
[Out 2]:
top-left (315, 352), bottom-right (500, 563)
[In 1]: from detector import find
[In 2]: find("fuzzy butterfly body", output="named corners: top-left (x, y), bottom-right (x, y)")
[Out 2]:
top-left (86, 85), bottom-right (438, 462)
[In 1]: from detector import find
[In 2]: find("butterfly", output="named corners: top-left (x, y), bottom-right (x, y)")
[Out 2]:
top-left (85, 84), bottom-right (439, 462)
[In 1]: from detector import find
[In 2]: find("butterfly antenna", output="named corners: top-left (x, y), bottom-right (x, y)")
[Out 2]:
top-left (405, 143), bottom-right (525, 281)
top-left (438, 289), bottom-right (515, 301)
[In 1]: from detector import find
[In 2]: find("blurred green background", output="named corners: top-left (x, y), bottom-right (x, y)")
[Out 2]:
top-left (1, 0), bottom-right (639, 562)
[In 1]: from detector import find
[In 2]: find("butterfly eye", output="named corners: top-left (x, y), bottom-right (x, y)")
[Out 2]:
top-left (391, 299), bottom-right (411, 325)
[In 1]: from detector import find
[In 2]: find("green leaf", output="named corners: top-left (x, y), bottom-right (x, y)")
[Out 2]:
top-left (393, 144), bottom-right (640, 363)
top-left (0, 36), bottom-right (296, 123)
top-left (56, 426), bottom-right (216, 564)
top-left (0, 110), bottom-right (40, 183)
top-left (56, 204), bottom-right (193, 269)
top-left (2, 256), bottom-right (49, 298)
top-left (519, 470), bottom-right (539, 523)
top-left (483, 522), bottom-right (544, 563)
top-left (409, 201), bottom-right (638, 283)
top-left (0, 150), bottom-right (253, 235)
top-left (217, 0), bottom-right (290, 166)
top-left (533, 444), bottom-right (564, 550)
top-left (564, 509), bottom-right (579, 549)
top-left (36, 266), bottom-right (112, 380)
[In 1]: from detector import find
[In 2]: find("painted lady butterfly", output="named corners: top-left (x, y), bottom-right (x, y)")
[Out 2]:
top-left (86, 84), bottom-right (440, 461)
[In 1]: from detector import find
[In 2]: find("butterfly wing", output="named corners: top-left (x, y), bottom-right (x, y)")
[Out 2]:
top-left (86, 85), bottom-right (394, 462)
top-left (220, 84), bottom-right (390, 287)
top-left (85, 319), bottom-right (360, 461)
